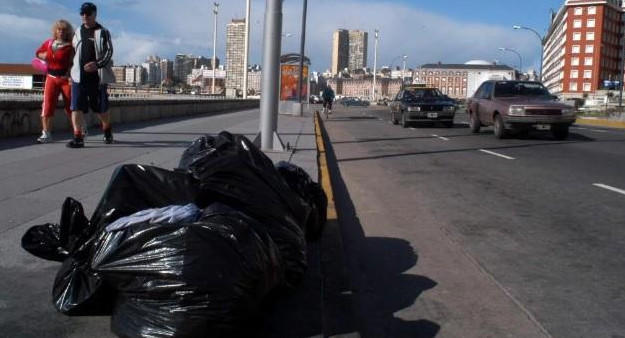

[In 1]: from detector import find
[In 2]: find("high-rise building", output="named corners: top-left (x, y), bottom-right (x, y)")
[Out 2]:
top-left (173, 54), bottom-right (194, 83)
top-left (331, 29), bottom-right (368, 75)
top-left (225, 18), bottom-right (246, 97)
top-left (543, 0), bottom-right (625, 98)
top-left (160, 59), bottom-right (174, 84)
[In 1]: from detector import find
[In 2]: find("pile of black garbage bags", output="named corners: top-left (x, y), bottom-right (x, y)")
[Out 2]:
top-left (21, 131), bottom-right (327, 338)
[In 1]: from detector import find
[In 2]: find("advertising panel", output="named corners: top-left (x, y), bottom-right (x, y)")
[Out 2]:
top-left (280, 64), bottom-right (308, 101)
top-left (0, 75), bottom-right (33, 89)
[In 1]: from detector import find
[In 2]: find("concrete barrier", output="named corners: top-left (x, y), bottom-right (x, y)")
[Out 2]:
top-left (0, 98), bottom-right (259, 138)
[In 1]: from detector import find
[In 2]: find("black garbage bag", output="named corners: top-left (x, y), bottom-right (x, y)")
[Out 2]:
top-left (275, 161), bottom-right (328, 240)
top-left (90, 164), bottom-right (199, 232)
top-left (178, 131), bottom-right (309, 288)
top-left (21, 197), bottom-right (91, 262)
top-left (92, 203), bottom-right (283, 338)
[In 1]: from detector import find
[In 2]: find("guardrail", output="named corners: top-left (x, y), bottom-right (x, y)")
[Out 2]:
top-left (0, 91), bottom-right (230, 101)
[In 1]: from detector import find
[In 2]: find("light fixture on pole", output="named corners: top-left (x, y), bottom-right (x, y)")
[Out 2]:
top-left (372, 28), bottom-right (379, 102)
top-left (212, 2), bottom-right (219, 95)
top-left (497, 47), bottom-right (523, 77)
top-left (243, 0), bottom-right (251, 99)
top-left (513, 25), bottom-right (543, 80)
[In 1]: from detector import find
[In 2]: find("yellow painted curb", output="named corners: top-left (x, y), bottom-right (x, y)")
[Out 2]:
top-left (314, 112), bottom-right (337, 221)
top-left (576, 118), bottom-right (625, 129)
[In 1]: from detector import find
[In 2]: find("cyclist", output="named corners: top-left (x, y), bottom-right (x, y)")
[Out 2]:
top-left (321, 85), bottom-right (335, 117)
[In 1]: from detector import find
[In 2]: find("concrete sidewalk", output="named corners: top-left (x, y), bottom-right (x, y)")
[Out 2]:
top-left (0, 107), bottom-right (358, 338)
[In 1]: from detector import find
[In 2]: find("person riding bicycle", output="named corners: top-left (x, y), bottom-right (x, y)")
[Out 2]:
top-left (321, 85), bottom-right (335, 115)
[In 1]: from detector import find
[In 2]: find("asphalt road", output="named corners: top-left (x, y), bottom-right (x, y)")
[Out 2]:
top-left (322, 105), bottom-right (625, 338)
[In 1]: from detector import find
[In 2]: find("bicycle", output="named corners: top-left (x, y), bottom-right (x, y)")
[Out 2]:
top-left (322, 106), bottom-right (329, 119)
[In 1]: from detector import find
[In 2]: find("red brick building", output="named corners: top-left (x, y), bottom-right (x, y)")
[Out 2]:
top-left (543, 0), bottom-right (625, 98)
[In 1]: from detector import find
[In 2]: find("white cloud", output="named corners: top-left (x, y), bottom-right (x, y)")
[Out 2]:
top-left (0, 0), bottom-right (541, 72)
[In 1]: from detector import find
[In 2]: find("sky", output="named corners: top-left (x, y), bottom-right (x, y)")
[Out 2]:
top-left (2, 0), bottom-right (566, 73)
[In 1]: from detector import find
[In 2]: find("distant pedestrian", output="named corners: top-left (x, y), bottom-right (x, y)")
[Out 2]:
top-left (67, 2), bottom-right (115, 148)
top-left (35, 19), bottom-right (74, 144)
top-left (321, 85), bottom-right (335, 114)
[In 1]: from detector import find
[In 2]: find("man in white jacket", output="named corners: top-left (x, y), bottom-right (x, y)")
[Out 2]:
top-left (67, 2), bottom-right (115, 148)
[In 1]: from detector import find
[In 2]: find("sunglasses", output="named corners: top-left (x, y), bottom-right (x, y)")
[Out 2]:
top-left (80, 11), bottom-right (94, 16)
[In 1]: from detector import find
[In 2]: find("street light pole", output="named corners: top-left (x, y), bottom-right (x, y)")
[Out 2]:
top-left (297, 0), bottom-right (308, 116)
top-left (243, 0), bottom-right (251, 99)
top-left (372, 29), bottom-right (378, 102)
top-left (402, 55), bottom-right (407, 83)
top-left (513, 25), bottom-right (543, 81)
top-left (619, 12), bottom-right (625, 107)
top-left (498, 47), bottom-right (523, 78)
top-left (212, 2), bottom-right (219, 95)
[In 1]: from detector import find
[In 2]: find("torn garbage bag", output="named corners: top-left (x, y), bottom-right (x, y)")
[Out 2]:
top-left (177, 131), bottom-right (309, 288)
top-left (92, 203), bottom-right (283, 338)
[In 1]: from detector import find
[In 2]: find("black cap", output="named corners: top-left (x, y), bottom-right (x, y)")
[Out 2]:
top-left (80, 2), bottom-right (97, 15)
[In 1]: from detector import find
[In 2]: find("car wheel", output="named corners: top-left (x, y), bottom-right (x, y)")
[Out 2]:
top-left (493, 114), bottom-right (508, 139)
top-left (552, 125), bottom-right (569, 140)
top-left (401, 112), bottom-right (409, 128)
top-left (391, 111), bottom-right (399, 125)
top-left (469, 113), bottom-right (481, 133)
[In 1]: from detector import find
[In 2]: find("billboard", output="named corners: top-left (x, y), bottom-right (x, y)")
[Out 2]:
top-left (0, 75), bottom-right (33, 89)
top-left (280, 64), bottom-right (308, 101)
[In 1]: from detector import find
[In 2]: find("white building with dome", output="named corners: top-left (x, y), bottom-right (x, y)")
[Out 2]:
top-left (414, 60), bottom-right (516, 99)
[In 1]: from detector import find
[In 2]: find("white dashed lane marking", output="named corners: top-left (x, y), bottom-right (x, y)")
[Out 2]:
top-left (479, 149), bottom-right (515, 160)
top-left (431, 134), bottom-right (450, 141)
top-left (593, 183), bottom-right (625, 196)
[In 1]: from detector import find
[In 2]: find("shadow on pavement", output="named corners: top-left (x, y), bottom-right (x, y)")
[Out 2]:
top-left (322, 118), bottom-right (441, 337)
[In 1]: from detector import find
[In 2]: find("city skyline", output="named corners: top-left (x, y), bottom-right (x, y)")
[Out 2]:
top-left (3, 0), bottom-right (565, 72)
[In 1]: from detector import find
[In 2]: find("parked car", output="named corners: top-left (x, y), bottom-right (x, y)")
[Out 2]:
top-left (308, 95), bottom-right (321, 104)
top-left (466, 80), bottom-right (576, 140)
top-left (389, 86), bottom-right (456, 127)
top-left (339, 97), bottom-right (370, 107)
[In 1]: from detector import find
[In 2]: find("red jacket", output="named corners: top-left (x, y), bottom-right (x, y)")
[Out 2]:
top-left (36, 39), bottom-right (73, 74)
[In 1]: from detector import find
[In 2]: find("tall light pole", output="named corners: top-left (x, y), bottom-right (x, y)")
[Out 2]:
top-left (620, 12), bottom-right (625, 108)
top-left (243, 0), bottom-right (251, 99)
top-left (212, 2), bottom-right (219, 95)
top-left (513, 25), bottom-right (543, 81)
top-left (372, 29), bottom-right (378, 102)
top-left (402, 55), bottom-right (407, 83)
top-left (297, 0), bottom-right (308, 116)
top-left (498, 47), bottom-right (523, 78)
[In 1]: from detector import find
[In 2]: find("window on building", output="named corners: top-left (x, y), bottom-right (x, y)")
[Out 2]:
top-left (572, 57), bottom-right (580, 66)
top-left (574, 7), bottom-right (583, 15)
top-left (572, 45), bottom-right (580, 53)
top-left (588, 6), bottom-right (596, 14)
top-left (583, 82), bottom-right (591, 91)
top-left (573, 19), bottom-right (582, 28)
top-left (584, 57), bottom-right (593, 66)
top-left (571, 70), bottom-right (579, 78)
top-left (573, 32), bottom-right (581, 41)
top-left (585, 44), bottom-right (594, 53)
top-left (584, 70), bottom-right (592, 78)
top-left (569, 82), bottom-right (578, 91)
top-left (587, 19), bottom-right (595, 28)
top-left (586, 32), bottom-right (594, 40)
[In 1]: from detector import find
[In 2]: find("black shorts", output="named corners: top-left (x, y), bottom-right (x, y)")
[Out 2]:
top-left (71, 82), bottom-right (109, 113)
top-left (323, 99), bottom-right (333, 110)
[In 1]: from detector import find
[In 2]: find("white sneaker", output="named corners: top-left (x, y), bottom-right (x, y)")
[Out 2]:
top-left (36, 132), bottom-right (52, 144)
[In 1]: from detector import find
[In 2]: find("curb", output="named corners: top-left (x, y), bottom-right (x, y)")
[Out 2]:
top-left (314, 111), bottom-right (361, 338)
top-left (576, 117), bottom-right (625, 129)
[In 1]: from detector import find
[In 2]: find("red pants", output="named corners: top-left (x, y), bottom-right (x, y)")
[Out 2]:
top-left (41, 75), bottom-right (71, 117)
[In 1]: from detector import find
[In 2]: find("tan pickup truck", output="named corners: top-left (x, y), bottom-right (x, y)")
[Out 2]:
top-left (466, 80), bottom-right (576, 140)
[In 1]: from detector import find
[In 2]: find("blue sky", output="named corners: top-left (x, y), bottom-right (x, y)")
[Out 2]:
top-left (2, 0), bottom-right (565, 73)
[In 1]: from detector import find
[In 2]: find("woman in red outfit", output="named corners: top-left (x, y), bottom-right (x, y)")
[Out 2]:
top-left (35, 19), bottom-right (74, 143)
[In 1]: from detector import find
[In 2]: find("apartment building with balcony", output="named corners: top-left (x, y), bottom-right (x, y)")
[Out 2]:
top-left (331, 29), bottom-right (368, 75)
top-left (543, 0), bottom-right (625, 98)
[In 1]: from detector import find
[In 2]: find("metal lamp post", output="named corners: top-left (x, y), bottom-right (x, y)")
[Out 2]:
top-left (212, 2), bottom-right (219, 95)
top-left (402, 55), bottom-right (407, 83)
top-left (513, 25), bottom-right (543, 81)
top-left (372, 29), bottom-right (378, 102)
top-left (498, 47), bottom-right (523, 78)
top-left (243, 0), bottom-right (251, 99)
